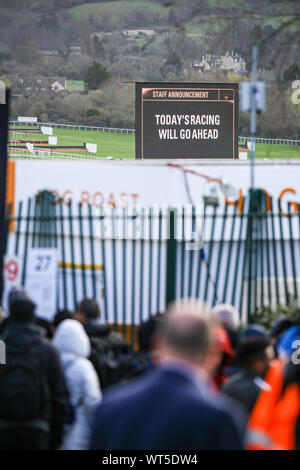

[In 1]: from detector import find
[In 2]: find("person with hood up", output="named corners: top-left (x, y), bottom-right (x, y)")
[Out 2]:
top-left (53, 319), bottom-right (102, 450)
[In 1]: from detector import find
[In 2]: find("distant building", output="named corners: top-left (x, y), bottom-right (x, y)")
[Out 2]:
top-left (70, 46), bottom-right (81, 54)
top-left (193, 51), bottom-right (246, 74)
top-left (6, 76), bottom-right (67, 96)
top-left (50, 78), bottom-right (66, 93)
top-left (122, 29), bottom-right (156, 36)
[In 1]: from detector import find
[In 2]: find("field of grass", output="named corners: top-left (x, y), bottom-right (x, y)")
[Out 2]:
top-left (55, 128), bottom-right (134, 159)
top-left (69, 1), bottom-right (170, 27)
top-left (71, 0), bottom-right (298, 38)
top-left (254, 143), bottom-right (300, 159)
top-left (10, 126), bottom-right (135, 159)
top-left (10, 125), bottom-right (300, 160)
top-left (66, 80), bottom-right (84, 92)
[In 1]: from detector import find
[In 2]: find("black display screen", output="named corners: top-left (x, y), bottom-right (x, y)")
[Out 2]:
top-left (135, 82), bottom-right (239, 160)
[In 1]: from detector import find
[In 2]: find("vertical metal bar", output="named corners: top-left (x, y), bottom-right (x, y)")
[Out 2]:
top-left (180, 207), bottom-right (186, 298)
top-left (222, 205), bottom-right (237, 302)
top-left (131, 207), bottom-right (137, 348)
top-left (59, 200), bottom-right (68, 308)
top-left (78, 203), bottom-right (87, 298)
top-left (156, 209), bottom-right (163, 313)
top-left (49, 195), bottom-right (58, 311)
top-left (212, 204), bottom-right (228, 305)
top-left (100, 206), bottom-right (108, 322)
top-left (122, 207), bottom-right (127, 338)
top-left (21, 198), bottom-right (32, 286)
top-left (287, 203), bottom-right (298, 301)
top-left (139, 208), bottom-right (145, 324)
top-left (203, 206), bottom-right (217, 303)
top-left (277, 199), bottom-right (289, 304)
top-left (246, 221), bottom-right (253, 321)
top-left (32, 192), bottom-right (40, 248)
top-left (232, 198), bottom-right (246, 308)
top-left (239, 195), bottom-right (251, 319)
top-left (88, 204), bottom-right (97, 299)
top-left (270, 197), bottom-right (280, 304)
top-left (111, 207), bottom-right (118, 330)
top-left (14, 201), bottom-right (23, 256)
top-left (263, 206), bottom-right (272, 307)
top-left (246, 196), bottom-right (255, 322)
top-left (166, 208), bottom-right (177, 306)
top-left (195, 204), bottom-right (207, 300)
top-left (259, 209), bottom-right (264, 309)
top-left (52, 197), bottom-right (58, 250)
top-left (68, 202), bottom-right (77, 308)
top-left (188, 206), bottom-right (196, 298)
top-left (253, 211), bottom-right (259, 315)
top-left (148, 207), bottom-right (153, 316)
top-left (40, 191), bottom-right (49, 248)
top-left (44, 192), bottom-right (51, 248)
top-left (243, 190), bottom-right (264, 321)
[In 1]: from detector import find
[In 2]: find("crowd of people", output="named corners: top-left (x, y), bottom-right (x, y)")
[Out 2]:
top-left (0, 288), bottom-right (300, 450)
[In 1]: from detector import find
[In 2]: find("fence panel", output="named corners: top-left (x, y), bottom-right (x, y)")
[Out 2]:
top-left (4, 190), bottom-right (300, 342)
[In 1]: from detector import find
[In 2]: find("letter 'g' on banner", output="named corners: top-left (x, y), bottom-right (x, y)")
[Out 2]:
top-left (0, 80), bottom-right (5, 105)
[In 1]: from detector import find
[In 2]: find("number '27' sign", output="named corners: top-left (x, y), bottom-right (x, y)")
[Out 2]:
top-left (27, 249), bottom-right (57, 278)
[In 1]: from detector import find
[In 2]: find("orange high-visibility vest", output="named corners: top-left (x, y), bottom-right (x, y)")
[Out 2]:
top-left (246, 359), bottom-right (300, 450)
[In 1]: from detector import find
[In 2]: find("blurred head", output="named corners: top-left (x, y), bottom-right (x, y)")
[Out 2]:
top-left (210, 304), bottom-right (240, 331)
top-left (53, 309), bottom-right (74, 329)
top-left (154, 299), bottom-right (213, 367)
top-left (10, 298), bottom-right (36, 323)
top-left (243, 324), bottom-right (269, 340)
top-left (53, 319), bottom-right (91, 360)
top-left (75, 298), bottom-right (100, 324)
top-left (235, 337), bottom-right (273, 376)
top-left (8, 286), bottom-right (29, 314)
top-left (138, 313), bottom-right (164, 352)
top-left (271, 316), bottom-right (293, 344)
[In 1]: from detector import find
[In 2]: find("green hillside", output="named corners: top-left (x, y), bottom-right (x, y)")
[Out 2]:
top-left (69, 1), bottom-right (171, 27)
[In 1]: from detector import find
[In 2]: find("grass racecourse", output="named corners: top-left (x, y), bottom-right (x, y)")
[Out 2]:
top-left (10, 126), bottom-right (300, 160)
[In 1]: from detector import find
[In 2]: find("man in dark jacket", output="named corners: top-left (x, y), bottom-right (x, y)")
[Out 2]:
top-left (75, 298), bottom-right (130, 387)
top-left (0, 294), bottom-right (69, 450)
top-left (90, 299), bottom-right (244, 450)
top-left (222, 337), bottom-right (273, 415)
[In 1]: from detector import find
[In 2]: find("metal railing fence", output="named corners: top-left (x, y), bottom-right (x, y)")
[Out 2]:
top-left (4, 189), bottom-right (300, 345)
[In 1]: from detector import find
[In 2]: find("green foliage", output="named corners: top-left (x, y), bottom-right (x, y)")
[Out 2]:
top-left (250, 302), bottom-right (300, 331)
top-left (57, 42), bottom-right (72, 61)
top-left (282, 63), bottom-right (300, 84)
top-left (13, 41), bottom-right (42, 65)
top-left (69, 1), bottom-right (170, 29)
top-left (84, 60), bottom-right (110, 91)
top-left (86, 108), bottom-right (100, 116)
top-left (0, 52), bottom-right (11, 63)
top-left (93, 35), bottom-right (105, 58)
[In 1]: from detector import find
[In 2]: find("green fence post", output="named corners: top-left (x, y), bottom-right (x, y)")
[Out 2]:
top-left (166, 208), bottom-right (177, 306)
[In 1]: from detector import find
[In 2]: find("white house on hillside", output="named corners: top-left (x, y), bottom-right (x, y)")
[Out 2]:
top-left (193, 51), bottom-right (246, 74)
